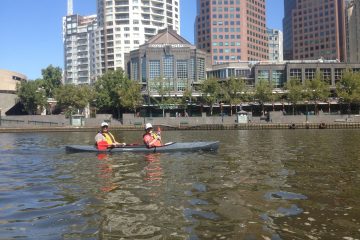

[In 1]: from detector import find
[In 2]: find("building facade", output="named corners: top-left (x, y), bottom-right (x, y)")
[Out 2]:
top-left (63, 14), bottom-right (98, 85)
top-left (267, 29), bottom-right (283, 62)
top-left (126, 28), bottom-right (206, 96)
top-left (283, 0), bottom-right (296, 60)
top-left (206, 62), bottom-right (254, 86)
top-left (96, 0), bottom-right (180, 75)
top-left (346, 0), bottom-right (360, 62)
top-left (195, 0), bottom-right (268, 64)
top-left (254, 60), bottom-right (360, 89)
top-left (283, 0), bottom-right (347, 61)
top-left (0, 69), bottom-right (27, 115)
top-left (0, 69), bottom-right (27, 93)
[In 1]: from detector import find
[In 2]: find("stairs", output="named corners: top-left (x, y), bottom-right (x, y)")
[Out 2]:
top-left (0, 93), bottom-right (17, 115)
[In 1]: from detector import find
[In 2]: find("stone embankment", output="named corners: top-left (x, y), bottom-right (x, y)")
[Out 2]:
top-left (0, 112), bottom-right (360, 133)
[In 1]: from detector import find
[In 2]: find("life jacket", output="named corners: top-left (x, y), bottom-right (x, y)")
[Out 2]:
top-left (143, 132), bottom-right (162, 147)
top-left (101, 131), bottom-right (116, 144)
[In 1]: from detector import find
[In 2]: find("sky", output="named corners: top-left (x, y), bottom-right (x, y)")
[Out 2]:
top-left (0, 0), bottom-right (284, 80)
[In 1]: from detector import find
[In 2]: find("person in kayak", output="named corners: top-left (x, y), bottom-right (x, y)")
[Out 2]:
top-left (143, 123), bottom-right (162, 148)
top-left (95, 122), bottom-right (126, 148)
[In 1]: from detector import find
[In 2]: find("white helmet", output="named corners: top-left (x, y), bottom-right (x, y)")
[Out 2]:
top-left (145, 123), bottom-right (153, 130)
top-left (101, 122), bottom-right (109, 127)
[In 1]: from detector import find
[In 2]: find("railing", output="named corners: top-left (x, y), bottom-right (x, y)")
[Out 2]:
top-left (0, 119), bottom-right (25, 124)
top-left (28, 120), bottom-right (62, 126)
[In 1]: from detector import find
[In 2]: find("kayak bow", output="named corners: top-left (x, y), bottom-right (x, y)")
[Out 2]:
top-left (65, 141), bottom-right (219, 153)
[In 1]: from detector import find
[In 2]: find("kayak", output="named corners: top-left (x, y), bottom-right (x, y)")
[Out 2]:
top-left (65, 141), bottom-right (219, 153)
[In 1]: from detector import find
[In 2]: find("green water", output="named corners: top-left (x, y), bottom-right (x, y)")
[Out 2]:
top-left (0, 130), bottom-right (359, 239)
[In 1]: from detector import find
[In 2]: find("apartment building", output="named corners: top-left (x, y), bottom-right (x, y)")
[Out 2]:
top-left (195, 0), bottom-right (268, 64)
top-left (63, 14), bottom-right (98, 85)
top-left (267, 28), bottom-right (283, 62)
top-left (96, 0), bottom-right (180, 75)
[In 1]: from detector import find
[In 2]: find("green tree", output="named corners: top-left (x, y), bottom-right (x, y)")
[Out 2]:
top-left (16, 80), bottom-right (47, 114)
top-left (181, 87), bottom-right (196, 116)
top-left (336, 70), bottom-right (360, 114)
top-left (285, 78), bottom-right (304, 115)
top-left (40, 65), bottom-right (62, 98)
top-left (118, 78), bottom-right (143, 115)
top-left (54, 84), bottom-right (94, 115)
top-left (254, 79), bottom-right (273, 115)
top-left (221, 77), bottom-right (248, 115)
top-left (94, 69), bottom-right (127, 117)
top-left (304, 71), bottom-right (330, 115)
top-left (151, 77), bottom-right (173, 117)
top-left (201, 77), bottom-right (221, 116)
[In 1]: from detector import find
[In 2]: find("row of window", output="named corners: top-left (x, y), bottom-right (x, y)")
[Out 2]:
top-left (131, 57), bottom-right (206, 86)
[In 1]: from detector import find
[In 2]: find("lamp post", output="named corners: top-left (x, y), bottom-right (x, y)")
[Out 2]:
top-left (0, 108), bottom-right (2, 126)
top-left (220, 103), bottom-right (224, 123)
top-left (305, 100), bottom-right (309, 123)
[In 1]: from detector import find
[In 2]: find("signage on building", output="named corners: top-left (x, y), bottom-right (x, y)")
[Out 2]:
top-left (149, 44), bottom-right (188, 48)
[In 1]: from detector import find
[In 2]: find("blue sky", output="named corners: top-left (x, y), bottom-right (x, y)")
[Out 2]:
top-left (0, 0), bottom-right (283, 80)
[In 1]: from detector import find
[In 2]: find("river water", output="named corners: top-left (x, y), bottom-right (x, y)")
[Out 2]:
top-left (0, 129), bottom-right (360, 240)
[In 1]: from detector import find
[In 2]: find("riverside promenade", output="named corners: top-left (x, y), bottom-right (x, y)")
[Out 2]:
top-left (1, 112), bottom-right (360, 133)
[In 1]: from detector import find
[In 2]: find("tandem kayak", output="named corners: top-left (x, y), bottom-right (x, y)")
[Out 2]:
top-left (65, 141), bottom-right (219, 153)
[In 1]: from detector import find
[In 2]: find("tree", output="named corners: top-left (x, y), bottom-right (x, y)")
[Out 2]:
top-left (40, 65), bottom-right (62, 98)
top-left (54, 84), bottom-right (94, 115)
top-left (118, 78), bottom-right (143, 115)
top-left (94, 69), bottom-right (127, 117)
top-left (285, 78), bottom-right (304, 115)
top-left (336, 70), bottom-right (360, 114)
top-left (304, 71), bottom-right (330, 115)
top-left (201, 77), bottom-right (221, 116)
top-left (151, 77), bottom-right (173, 117)
top-left (254, 79), bottom-right (273, 115)
top-left (221, 77), bottom-right (248, 115)
top-left (181, 87), bottom-right (196, 115)
top-left (16, 80), bottom-right (47, 114)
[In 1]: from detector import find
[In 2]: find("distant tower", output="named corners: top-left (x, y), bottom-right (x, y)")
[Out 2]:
top-left (283, 0), bottom-right (346, 61)
top-left (67, 0), bottom-right (73, 15)
top-left (195, 0), bottom-right (268, 64)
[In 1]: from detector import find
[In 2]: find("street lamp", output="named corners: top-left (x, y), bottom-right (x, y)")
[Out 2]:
top-left (304, 100), bottom-right (309, 123)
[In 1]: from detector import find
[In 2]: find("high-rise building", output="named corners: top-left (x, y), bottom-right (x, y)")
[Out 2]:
top-left (267, 28), bottom-right (283, 62)
top-left (283, 0), bottom-right (296, 60)
top-left (63, 15), bottom-right (98, 85)
top-left (63, 0), bottom-right (98, 85)
top-left (346, 0), bottom-right (360, 62)
top-left (283, 0), bottom-right (346, 61)
top-left (96, 0), bottom-right (180, 74)
top-left (195, 0), bottom-right (268, 65)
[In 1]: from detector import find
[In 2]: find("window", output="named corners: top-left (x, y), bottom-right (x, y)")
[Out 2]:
top-left (149, 60), bottom-right (160, 81)
top-left (163, 56), bottom-right (174, 79)
top-left (289, 68), bottom-right (302, 81)
top-left (177, 60), bottom-right (188, 80)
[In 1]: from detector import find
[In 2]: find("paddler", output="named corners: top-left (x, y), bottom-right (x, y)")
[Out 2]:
top-left (95, 122), bottom-right (126, 148)
top-left (143, 123), bottom-right (162, 148)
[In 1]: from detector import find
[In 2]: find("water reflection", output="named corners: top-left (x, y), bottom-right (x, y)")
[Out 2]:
top-left (96, 154), bottom-right (119, 193)
top-left (143, 153), bottom-right (163, 184)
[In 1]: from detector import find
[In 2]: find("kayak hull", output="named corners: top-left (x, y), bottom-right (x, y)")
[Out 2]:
top-left (65, 141), bottom-right (219, 153)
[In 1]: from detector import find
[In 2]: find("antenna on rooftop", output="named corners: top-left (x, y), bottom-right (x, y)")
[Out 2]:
top-left (67, 0), bottom-right (73, 15)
